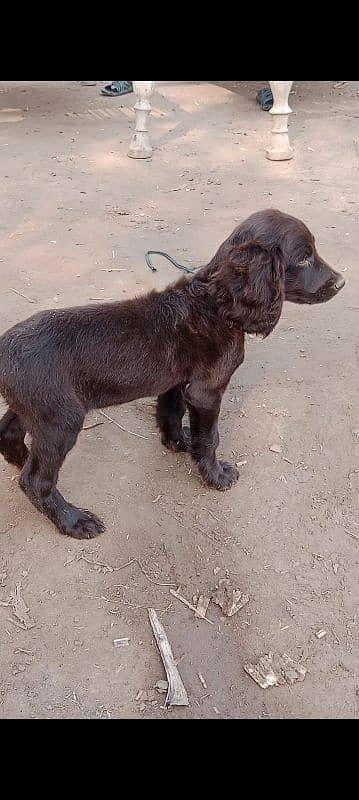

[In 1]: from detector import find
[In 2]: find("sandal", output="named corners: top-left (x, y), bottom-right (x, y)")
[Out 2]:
top-left (256, 87), bottom-right (273, 111)
top-left (101, 81), bottom-right (133, 97)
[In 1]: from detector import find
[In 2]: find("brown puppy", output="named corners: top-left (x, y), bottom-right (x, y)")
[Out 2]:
top-left (0, 210), bottom-right (345, 539)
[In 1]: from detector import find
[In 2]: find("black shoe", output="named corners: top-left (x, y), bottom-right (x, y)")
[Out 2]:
top-left (256, 87), bottom-right (273, 111)
top-left (101, 81), bottom-right (133, 97)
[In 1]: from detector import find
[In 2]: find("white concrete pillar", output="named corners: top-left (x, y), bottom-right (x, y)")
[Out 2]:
top-left (128, 81), bottom-right (155, 159)
top-left (266, 81), bottom-right (294, 161)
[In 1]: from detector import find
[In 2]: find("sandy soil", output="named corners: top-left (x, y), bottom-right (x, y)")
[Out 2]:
top-left (0, 80), bottom-right (358, 719)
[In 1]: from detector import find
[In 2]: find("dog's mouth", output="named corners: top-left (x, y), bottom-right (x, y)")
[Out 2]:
top-left (310, 276), bottom-right (346, 304)
top-left (286, 276), bottom-right (346, 305)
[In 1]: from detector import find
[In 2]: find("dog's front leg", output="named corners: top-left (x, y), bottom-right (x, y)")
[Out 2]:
top-left (156, 384), bottom-right (190, 452)
top-left (185, 381), bottom-right (239, 491)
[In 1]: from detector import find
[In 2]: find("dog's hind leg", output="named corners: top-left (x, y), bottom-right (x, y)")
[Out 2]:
top-left (0, 409), bottom-right (28, 468)
top-left (19, 403), bottom-right (105, 539)
top-left (156, 384), bottom-right (190, 452)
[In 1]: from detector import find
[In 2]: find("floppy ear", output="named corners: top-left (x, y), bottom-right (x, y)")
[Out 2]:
top-left (216, 241), bottom-right (285, 336)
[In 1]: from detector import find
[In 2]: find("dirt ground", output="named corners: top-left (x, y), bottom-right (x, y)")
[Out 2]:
top-left (0, 80), bottom-right (358, 719)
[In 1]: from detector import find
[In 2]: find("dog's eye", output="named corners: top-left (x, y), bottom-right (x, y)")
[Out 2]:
top-left (297, 257), bottom-right (311, 268)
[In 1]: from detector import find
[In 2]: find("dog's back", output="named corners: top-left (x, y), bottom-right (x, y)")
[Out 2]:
top-left (0, 292), bottom-right (192, 413)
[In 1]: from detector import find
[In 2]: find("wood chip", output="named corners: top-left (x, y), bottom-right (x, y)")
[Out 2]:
top-left (269, 444), bottom-right (282, 454)
top-left (113, 637), bottom-right (130, 647)
top-left (315, 629), bottom-right (327, 639)
top-left (244, 652), bottom-right (307, 689)
top-left (211, 579), bottom-right (249, 617)
top-left (198, 672), bottom-right (207, 689)
top-left (195, 595), bottom-right (211, 619)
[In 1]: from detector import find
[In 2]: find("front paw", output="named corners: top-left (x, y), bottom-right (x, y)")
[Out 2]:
top-left (161, 426), bottom-right (191, 453)
top-left (200, 459), bottom-right (239, 491)
top-left (59, 508), bottom-right (105, 539)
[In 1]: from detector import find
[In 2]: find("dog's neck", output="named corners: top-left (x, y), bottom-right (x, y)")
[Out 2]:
top-left (188, 255), bottom-right (283, 338)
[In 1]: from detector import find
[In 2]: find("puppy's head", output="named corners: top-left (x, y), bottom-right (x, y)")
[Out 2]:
top-left (229, 209), bottom-right (345, 305)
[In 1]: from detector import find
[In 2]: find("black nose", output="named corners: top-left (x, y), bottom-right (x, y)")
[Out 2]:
top-left (334, 276), bottom-right (345, 291)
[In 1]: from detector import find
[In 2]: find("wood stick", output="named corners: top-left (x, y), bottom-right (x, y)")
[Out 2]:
top-left (148, 608), bottom-right (189, 707)
top-left (99, 410), bottom-right (148, 439)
